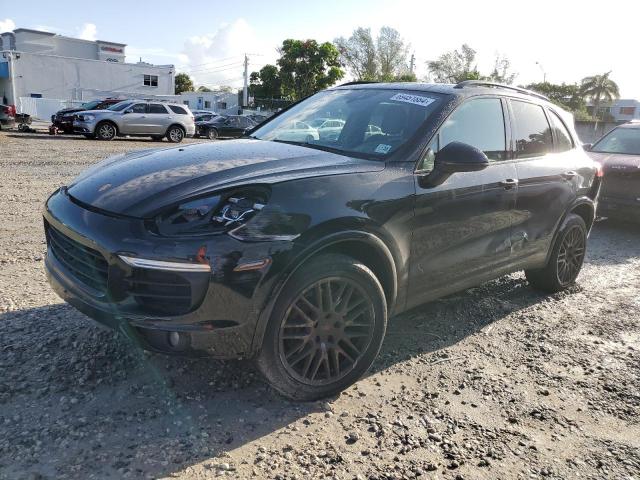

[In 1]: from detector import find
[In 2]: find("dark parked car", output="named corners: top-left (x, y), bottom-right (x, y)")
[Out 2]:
top-left (587, 122), bottom-right (640, 222)
top-left (193, 113), bottom-right (218, 137)
top-left (51, 98), bottom-right (123, 134)
top-left (43, 81), bottom-right (600, 400)
top-left (0, 103), bottom-right (16, 130)
top-left (197, 115), bottom-right (256, 139)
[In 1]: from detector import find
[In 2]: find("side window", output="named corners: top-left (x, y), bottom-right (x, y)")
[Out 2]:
top-left (549, 110), bottom-right (574, 152)
top-left (511, 100), bottom-right (553, 159)
top-left (148, 104), bottom-right (168, 114)
top-left (130, 104), bottom-right (147, 114)
top-left (169, 105), bottom-right (188, 115)
top-left (439, 98), bottom-right (506, 161)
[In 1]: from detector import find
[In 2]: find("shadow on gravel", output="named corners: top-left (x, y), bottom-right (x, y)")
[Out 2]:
top-left (1, 220), bottom-right (638, 478)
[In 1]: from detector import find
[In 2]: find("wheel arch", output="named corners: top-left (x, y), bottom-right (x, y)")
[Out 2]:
top-left (166, 123), bottom-right (186, 135)
top-left (250, 230), bottom-right (399, 355)
top-left (95, 119), bottom-right (118, 135)
top-left (543, 197), bottom-right (595, 266)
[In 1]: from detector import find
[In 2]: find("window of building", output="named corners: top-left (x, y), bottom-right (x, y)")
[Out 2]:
top-left (620, 106), bottom-right (636, 115)
top-left (143, 74), bottom-right (159, 87)
top-left (148, 103), bottom-right (168, 114)
top-left (168, 105), bottom-right (188, 115)
top-left (438, 97), bottom-right (507, 161)
top-left (183, 100), bottom-right (190, 106)
top-left (548, 110), bottom-right (574, 152)
top-left (216, 101), bottom-right (227, 110)
top-left (511, 100), bottom-right (553, 159)
top-left (204, 101), bottom-right (211, 108)
top-left (30, 93), bottom-right (43, 98)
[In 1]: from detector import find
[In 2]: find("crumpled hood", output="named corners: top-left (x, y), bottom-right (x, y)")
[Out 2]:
top-left (67, 139), bottom-right (384, 218)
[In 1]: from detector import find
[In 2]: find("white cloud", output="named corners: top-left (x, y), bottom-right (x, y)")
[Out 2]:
top-left (0, 18), bottom-right (16, 33)
top-left (179, 19), bottom-right (274, 88)
top-left (78, 23), bottom-right (97, 41)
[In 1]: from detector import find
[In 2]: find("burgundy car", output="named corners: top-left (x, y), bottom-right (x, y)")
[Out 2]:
top-left (587, 122), bottom-right (640, 222)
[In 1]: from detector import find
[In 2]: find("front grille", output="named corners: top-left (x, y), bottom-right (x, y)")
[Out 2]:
top-left (46, 224), bottom-right (109, 294)
top-left (124, 269), bottom-right (192, 315)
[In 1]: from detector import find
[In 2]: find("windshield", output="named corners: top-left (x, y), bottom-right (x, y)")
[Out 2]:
top-left (252, 88), bottom-right (445, 158)
top-left (108, 101), bottom-right (133, 112)
top-left (592, 127), bottom-right (640, 155)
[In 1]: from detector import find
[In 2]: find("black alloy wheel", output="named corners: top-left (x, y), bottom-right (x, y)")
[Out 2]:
top-left (556, 225), bottom-right (585, 285)
top-left (256, 254), bottom-right (387, 401)
top-left (278, 277), bottom-right (375, 385)
top-left (526, 213), bottom-right (587, 292)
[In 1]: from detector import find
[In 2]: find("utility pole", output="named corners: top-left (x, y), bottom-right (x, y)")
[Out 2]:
top-left (536, 61), bottom-right (546, 83)
top-left (409, 53), bottom-right (415, 75)
top-left (242, 54), bottom-right (249, 108)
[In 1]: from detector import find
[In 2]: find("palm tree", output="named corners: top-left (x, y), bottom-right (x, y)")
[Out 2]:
top-left (580, 71), bottom-right (620, 123)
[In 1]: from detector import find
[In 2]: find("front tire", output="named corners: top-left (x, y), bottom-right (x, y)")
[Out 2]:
top-left (166, 126), bottom-right (185, 143)
top-left (207, 128), bottom-right (218, 140)
top-left (95, 122), bottom-right (116, 141)
top-left (256, 254), bottom-right (387, 401)
top-left (525, 213), bottom-right (587, 293)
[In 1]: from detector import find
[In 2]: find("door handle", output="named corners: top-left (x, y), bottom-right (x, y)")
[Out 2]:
top-left (562, 171), bottom-right (577, 180)
top-left (500, 178), bottom-right (518, 189)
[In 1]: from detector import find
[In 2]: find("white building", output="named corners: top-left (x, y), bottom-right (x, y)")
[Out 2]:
top-left (0, 28), bottom-right (174, 108)
top-left (177, 91), bottom-right (240, 115)
top-left (587, 98), bottom-right (640, 122)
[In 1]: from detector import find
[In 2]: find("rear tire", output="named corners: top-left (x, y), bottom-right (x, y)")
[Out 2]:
top-left (95, 122), bottom-right (116, 141)
top-left (525, 213), bottom-right (587, 293)
top-left (83, 134), bottom-right (95, 139)
top-left (151, 136), bottom-right (163, 142)
top-left (207, 128), bottom-right (218, 140)
top-left (166, 125), bottom-right (185, 143)
top-left (256, 254), bottom-right (387, 401)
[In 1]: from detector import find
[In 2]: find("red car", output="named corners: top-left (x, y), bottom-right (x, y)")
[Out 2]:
top-left (587, 122), bottom-right (640, 222)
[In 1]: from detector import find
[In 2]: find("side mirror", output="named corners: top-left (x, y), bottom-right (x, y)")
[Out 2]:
top-left (419, 141), bottom-right (489, 188)
top-left (582, 143), bottom-right (593, 151)
top-left (123, 109), bottom-right (133, 114)
top-left (435, 141), bottom-right (489, 173)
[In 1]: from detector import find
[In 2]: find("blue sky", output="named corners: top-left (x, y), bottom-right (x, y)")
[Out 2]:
top-left (1, 0), bottom-right (638, 98)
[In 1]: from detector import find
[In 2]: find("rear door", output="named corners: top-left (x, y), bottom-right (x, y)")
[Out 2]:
top-left (120, 103), bottom-right (148, 134)
top-left (508, 99), bottom-right (580, 265)
top-left (147, 103), bottom-right (170, 134)
top-left (408, 96), bottom-right (518, 307)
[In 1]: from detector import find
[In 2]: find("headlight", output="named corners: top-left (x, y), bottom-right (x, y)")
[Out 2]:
top-left (79, 114), bottom-right (95, 121)
top-left (150, 186), bottom-right (307, 241)
top-left (152, 187), bottom-right (268, 237)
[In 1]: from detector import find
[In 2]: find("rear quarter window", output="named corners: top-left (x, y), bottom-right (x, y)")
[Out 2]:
top-left (511, 100), bottom-right (553, 159)
top-left (548, 110), bottom-right (574, 152)
top-left (169, 105), bottom-right (188, 115)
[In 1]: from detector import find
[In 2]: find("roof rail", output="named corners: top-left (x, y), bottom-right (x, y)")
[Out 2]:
top-left (338, 81), bottom-right (379, 87)
top-left (454, 80), bottom-right (550, 102)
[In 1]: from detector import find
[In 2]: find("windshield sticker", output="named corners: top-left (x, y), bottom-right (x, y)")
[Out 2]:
top-left (375, 144), bottom-right (392, 154)
top-left (390, 93), bottom-right (436, 108)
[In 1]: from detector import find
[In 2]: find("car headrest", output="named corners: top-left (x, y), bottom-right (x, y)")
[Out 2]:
top-left (381, 105), bottom-right (408, 136)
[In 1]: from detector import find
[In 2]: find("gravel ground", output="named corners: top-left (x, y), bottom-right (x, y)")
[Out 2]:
top-left (1, 130), bottom-right (639, 480)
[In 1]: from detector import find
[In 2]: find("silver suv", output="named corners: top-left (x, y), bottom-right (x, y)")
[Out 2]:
top-left (73, 100), bottom-right (195, 143)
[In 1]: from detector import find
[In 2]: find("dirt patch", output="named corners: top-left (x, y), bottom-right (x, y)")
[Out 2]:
top-left (1, 131), bottom-right (638, 479)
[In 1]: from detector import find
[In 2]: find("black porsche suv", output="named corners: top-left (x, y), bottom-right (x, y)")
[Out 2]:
top-left (43, 81), bottom-right (601, 400)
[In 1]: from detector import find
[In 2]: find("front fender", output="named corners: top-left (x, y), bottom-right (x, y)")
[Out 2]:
top-left (249, 228), bottom-right (402, 356)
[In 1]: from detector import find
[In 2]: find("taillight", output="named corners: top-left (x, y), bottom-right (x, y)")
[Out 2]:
top-left (8, 105), bottom-right (16, 116)
top-left (594, 161), bottom-right (604, 178)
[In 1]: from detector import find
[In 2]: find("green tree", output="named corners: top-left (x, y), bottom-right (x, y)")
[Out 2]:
top-left (174, 73), bottom-right (194, 94)
top-left (524, 82), bottom-right (586, 112)
top-left (376, 27), bottom-right (410, 81)
top-left (334, 26), bottom-right (411, 82)
top-left (427, 44), bottom-right (480, 83)
top-left (277, 39), bottom-right (345, 100)
top-left (197, 85), bottom-right (212, 92)
top-left (484, 55), bottom-right (516, 84)
top-left (334, 27), bottom-right (378, 81)
top-left (580, 72), bottom-right (620, 120)
top-left (249, 64), bottom-right (282, 98)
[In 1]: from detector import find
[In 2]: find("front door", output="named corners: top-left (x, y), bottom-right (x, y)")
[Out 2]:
top-left (119, 103), bottom-right (148, 134)
top-left (408, 97), bottom-right (517, 308)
